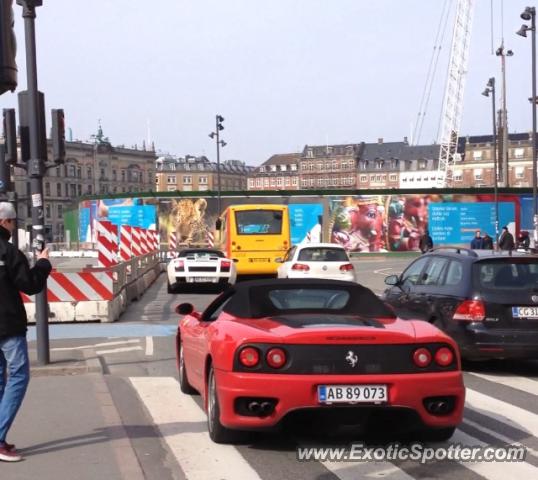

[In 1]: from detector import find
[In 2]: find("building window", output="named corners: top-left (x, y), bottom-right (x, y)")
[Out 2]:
top-left (87, 167), bottom-right (92, 179)
top-left (474, 169), bottom-right (483, 180)
top-left (270, 178), bottom-right (276, 187)
top-left (256, 178), bottom-right (262, 187)
top-left (291, 164), bottom-right (297, 171)
top-left (77, 184), bottom-right (82, 197)
top-left (56, 183), bottom-right (61, 197)
top-left (514, 148), bottom-right (525, 158)
top-left (473, 150), bottom-right (483, 160)
top-left (292, 178), bottom-right (298, 186)
top-left (317, 178), bottom-right (323, 186)
top-left (264, 178), bottom-right (269, 187)
top-left (389, 174), bottom-right (397, 182)
top-left (87, 185), bottom-right (92, 194)
top-left (45, 182), bottom-right (50, 196)
top-left (285, 177), bottom-right (290, 186)
top-left (259, 166), bottom-right (265, 173)
top-left (516, 167), bottom-right (525, 179)
top-left (183, 175), bottom-right (192, 184)
top-left (57, 204), bottom-right (63, 219)
top-left (45, 204), bottom-right (51, 218)
top-left (77, 167), bottom-right (82, 178)
top-left (360, 175), bottom-right (367, 182)
top-left (280, 164), bottom-right (287, 172)
top-left (307, 148), bottom-right (313, 158)
top-left (276, 177), bottom-right (282, 186)
top-left (199, 176), bottom-right (208, 184)
top-left (167, 175), bottom-right (176, 184)
top-left (100, 168), bottom-right (105, 179)
top-left (453, 171), bottom-right (463, 181)
top-left (121, 170), bottom-right (125, 182)
top-left (112, 170), bottom-right (117, 181)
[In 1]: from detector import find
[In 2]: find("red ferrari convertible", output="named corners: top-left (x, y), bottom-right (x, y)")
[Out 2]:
top-left (175, 279), bottom-right (465, 443)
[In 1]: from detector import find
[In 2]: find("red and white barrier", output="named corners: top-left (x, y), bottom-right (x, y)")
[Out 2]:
top-left (148, 229), bottom-right (158, 252)
top-left (168, 231), bottom-right (177, 256)
top-left (97, 221), bottom-right (119, 268)
top-left (132, 227), bottom-right (142, 257)
top-left (140, 228), bottom-right (149, 255)
top-left (120, 225), bottom-right (132, 261)
top-left (21, 271), bottom-right (114, 303)
top-left (206, 230), bottom-right (214, 247)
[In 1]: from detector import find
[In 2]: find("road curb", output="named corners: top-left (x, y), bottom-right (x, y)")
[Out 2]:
top-left (30, 348), bottom-right (103, 376)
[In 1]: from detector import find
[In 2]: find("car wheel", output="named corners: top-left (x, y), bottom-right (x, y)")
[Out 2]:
top-left (207, 367), bottom-right (244, 444)
top-left (178, 341), bottom-right (196, 395)
top-left (420, 426), bottom-right (456, 442)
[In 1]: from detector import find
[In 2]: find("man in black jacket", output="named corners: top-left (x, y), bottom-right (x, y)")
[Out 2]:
top-left (0, 202), bottom-right (51, 462)
top-left (498, 226), bottom-right (515, 251)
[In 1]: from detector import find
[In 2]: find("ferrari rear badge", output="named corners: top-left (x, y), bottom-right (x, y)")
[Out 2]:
top-left (346, 350), bottom-right (358, 368)
top-left (532, 295), bottom-right (538, 304)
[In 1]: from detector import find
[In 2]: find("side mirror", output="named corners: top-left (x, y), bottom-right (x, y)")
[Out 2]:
top-left (176, 303), bottom-right (194, 316)
top-left (384, 275), bottom-right (400, 286)
top-left (215, 219), bottom-right (222, 230)
top-left (275, 257), bottom-right (283, 263)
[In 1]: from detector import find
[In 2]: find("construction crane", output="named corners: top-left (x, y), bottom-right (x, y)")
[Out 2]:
top-left (436, 0), bottom-right (475, 188)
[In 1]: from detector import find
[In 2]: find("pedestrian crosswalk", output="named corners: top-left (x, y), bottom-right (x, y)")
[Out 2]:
top-left (127, 370), bottom-right (538, 480)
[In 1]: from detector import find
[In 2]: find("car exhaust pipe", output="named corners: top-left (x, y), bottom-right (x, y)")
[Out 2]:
top-left (247, 401), bottom-right (261, 414)
top-left (260, 401), bottom-right (274, 415)
top-left (425, 399), bottom-right (450, 414)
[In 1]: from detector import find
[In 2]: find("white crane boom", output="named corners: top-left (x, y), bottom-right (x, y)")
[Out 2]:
top-left (436, 0), bottom-right (475, 187)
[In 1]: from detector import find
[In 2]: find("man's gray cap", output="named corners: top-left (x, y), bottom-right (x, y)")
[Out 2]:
top-left (0, 202), bottom-right (16, 220)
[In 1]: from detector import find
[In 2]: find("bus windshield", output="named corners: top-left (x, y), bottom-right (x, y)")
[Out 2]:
top-left (235, 210), bottom-right (283, 235)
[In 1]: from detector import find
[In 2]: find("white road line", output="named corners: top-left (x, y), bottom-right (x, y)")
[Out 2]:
top-left (51, 339), bottom-right (141, 351)
top-left (450, 429), bottom-right (538, 479)
top-left (95, 346), bottom-right (143, 355)
top-left (373, 267), bottom-right (393, 276)
top-left (145, 336), bottom-right (154, 356)
top-left (468, 372), bottom-right (538, 396)
top-left (322, 460), bottom-right (414, 480)
top-left (129, 377), bottom-right (261, 480)
top-left (463, 418), bottom-right (538, 459)
top-left (466, 388), bottom-right (538, 436)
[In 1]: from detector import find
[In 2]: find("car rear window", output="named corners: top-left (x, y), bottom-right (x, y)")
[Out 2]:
top-left (297, 248), bottom-right (348, 262)
top-left (268, 288), bottom-right (350, 310)
top-left (475, 260), bottom-right (538, 289)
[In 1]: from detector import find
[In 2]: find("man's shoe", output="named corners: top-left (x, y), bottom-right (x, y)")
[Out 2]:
top-left (0, 445), bottom-right (22, 462)
top-left (3, 442), bottom-right (15, 451)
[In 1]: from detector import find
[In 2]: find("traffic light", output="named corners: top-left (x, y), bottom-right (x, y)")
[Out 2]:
top-left (51, 108), bottom-right (65, 165)
top-left (0, 0), bottom-right (17, 96)
top-left (3, 108), bottom-right (16, 164)
top-left (217, 114), bottom-right (224, 131)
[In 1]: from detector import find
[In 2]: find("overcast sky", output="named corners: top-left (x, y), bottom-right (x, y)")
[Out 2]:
top-left (1, 0), bottom-right (535, 165)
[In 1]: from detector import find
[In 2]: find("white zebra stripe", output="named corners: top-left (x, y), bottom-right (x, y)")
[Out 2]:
top-left (129, 377), bottom-right (261, 480)
top-left (466, 388), bottom-right (538, 437)
top-left (66, 273), bottom-right (113, 301)
top-left (469, 372), bottom-right (538, 397)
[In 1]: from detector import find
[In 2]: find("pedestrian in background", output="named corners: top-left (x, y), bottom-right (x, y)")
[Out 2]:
top-left (498, 226), bottom-right (515, 251)
top-left (470, 230), bottom-right (483, 249)
top-left (482, 233), bottom-right (494, 250)
top-left (419, 229), bottom-right (434, 253)
top-left (0, 202), bottom-right (51, 462)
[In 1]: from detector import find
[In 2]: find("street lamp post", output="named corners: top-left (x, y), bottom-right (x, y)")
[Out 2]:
top-left (495, 43), bottom-right (514, 187)
top-left (482, 78), bottom-right (499, 247)
top-left (209, 115), bottom-right (226, 213)
top-left (17, 0), bottom-right (50, 364)
top-left (517, 6), bottom-right (537, 248)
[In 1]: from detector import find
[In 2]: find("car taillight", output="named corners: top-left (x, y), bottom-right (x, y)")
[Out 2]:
top-left (239, 347), bottom-right (260, 367)
top-left (291, 263), bottom-right (310, 271)
top-left (413, 348), bottom-right (432, 367)
top-left (174, 260), bottom-right (185, 272)
top-left (220, 260), bottom-right (231, 271)
top-left (340, 263), bottom-right (354, 272)
top-left (266, 348), bottom-right (287, 368)
top-left (434, 347), bottom-right (454, 366)
top-left (453, 300), bottom-right (486, 322)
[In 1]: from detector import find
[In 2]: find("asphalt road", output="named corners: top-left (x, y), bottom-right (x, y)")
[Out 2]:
top-left (22, 256), bottom-right (538, 480)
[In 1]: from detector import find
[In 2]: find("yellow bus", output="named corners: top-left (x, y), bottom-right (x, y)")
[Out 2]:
top-left (215, 204), bottom-right (290, 275)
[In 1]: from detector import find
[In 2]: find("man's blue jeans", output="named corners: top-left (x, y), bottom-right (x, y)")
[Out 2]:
top-left (0, 336), bottom-right (30, 443)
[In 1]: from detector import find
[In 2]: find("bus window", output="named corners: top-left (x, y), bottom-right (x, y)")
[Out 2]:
top-left (235, 210), bottom-right (283, 235)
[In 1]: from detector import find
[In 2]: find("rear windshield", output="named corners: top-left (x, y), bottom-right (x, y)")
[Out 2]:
top-left (298, 247), bottom-right (348, 262)
top-left (235, 210), bottom-right (283, 235)
top-left (179, 250), bottom-right (224, 259)
top-left (475, 260), bottom-right (538, 289)
top-left (268, 288), bottom-right (350, 310)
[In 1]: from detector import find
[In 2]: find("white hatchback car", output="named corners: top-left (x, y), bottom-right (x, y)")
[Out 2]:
top-left (276, 243), bottom-right (356, 281)
top-left (167, 248), bottom-right (237, 293)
